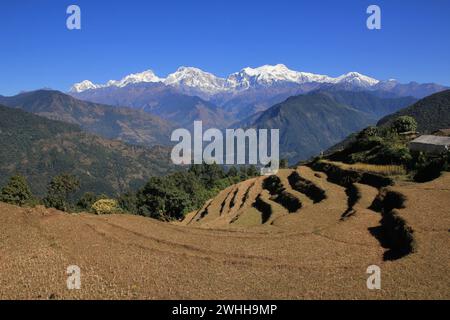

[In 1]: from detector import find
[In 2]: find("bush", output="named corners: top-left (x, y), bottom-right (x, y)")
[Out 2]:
top-left (76, 192), bottom-right (108, 212)
top-left (0, 175), bottom-right (34, 206)
top-left (414, 157), bottom-right (446, 182)
top-left (358, 126), bottom-right (379, 139)
top-left (92, 199), bottom-right (121, 215)
top-left (371, 144), bottom-right (412, 166)
top-left (391, 116), bottom-right (417, 133)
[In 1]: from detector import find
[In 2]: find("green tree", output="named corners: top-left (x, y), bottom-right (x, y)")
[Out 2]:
top-left (247, 165), bottom-right (259, 177)
top-left (227, 166), bottom-right (238, 177)
top-left (391, 116), bottom-right (418, 133)
top-left (358, 126), bottom-right (379, 139)
top-left (117, 191), bottom-right (139, 214)
top-left (280, 159), bottom-right (289, 169)
top-left (137, 177), bottom-right (190, 220)
top-left (0, 175), bottom-right (33, 206)
top-left (44, 174), bottom-right (80, 212)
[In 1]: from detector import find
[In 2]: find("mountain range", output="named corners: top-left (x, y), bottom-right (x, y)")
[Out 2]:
top-left (70, 64), bottom-right (446, 124)
top-left (1, 88), bottom-right (418, 165)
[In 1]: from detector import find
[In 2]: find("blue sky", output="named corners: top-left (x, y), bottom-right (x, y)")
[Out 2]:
top-left (1, 0), bottom-right (449, 96)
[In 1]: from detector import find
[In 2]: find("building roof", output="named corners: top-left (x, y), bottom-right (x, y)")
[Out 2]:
top-left (433, 129), bottom-right (450, 136)
top-left (410, 135), bottom-right (450, 146)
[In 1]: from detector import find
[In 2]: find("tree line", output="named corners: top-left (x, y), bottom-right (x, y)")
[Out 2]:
top-left (0, 163), bottom-right (286, 220)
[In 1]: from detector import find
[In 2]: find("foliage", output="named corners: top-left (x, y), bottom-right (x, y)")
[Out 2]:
top-left (279, 159), bottom-right (289, 169)
top-left (43, 174), bottom-right (80, 212)
top-left (76, 192), bottom-right (108, 212)
top-left (121, 163), bottom-right (259, 221)
top-left (0, 104), bottom-right (174, 198)
top-left (0, 175), bottom-right (34, 206)
top-left (91, 198), bottom-right (121, 215)
top-left (391, 116), bottom-right (418, 133)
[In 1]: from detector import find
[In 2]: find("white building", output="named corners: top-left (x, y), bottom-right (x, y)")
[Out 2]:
top-left (409, 135), bottom-right (450, 154)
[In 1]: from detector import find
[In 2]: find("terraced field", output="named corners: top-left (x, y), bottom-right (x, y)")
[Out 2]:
top-left (0, 166), bottom-right (449, 299)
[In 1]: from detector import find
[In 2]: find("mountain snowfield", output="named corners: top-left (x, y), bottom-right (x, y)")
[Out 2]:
top-left (70, 64), bottom-right (380, 95)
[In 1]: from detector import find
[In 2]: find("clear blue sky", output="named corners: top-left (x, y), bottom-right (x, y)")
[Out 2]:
top-left (1, 0), bottom-right (449, 96)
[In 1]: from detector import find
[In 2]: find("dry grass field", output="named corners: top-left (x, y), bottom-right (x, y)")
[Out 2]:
top-left (320, 160), bottom-right (407, 176)
top-left (0, 166), bottom-right (449, 300)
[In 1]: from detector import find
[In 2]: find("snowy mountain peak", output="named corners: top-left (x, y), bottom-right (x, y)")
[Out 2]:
top-left (70, 70), bottom-right (162, 93)
top-left (108, 70), bottom-right (163, 87)
top-left (70, 80), bottom-right (100, 93)
top-left (164, 66), bottom-right (226, 94)
top-left (70, 65), bottom-right (382, 94)
top-left (335, 72), bottom-right (380, 87)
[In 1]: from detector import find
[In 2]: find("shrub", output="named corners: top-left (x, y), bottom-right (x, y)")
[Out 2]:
top-left (414, 157), bottom-right (446, 182)
top-left (0, 175), bottom-right (34, 206)
top-left (358, 126), bottom-right (379, 139)
top-left (92, 199), bottom-right (121, 215)
top-left (391, 116), bottom-right (417, 133)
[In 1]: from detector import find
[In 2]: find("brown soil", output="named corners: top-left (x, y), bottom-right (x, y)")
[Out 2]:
top-left (0, 167), bottom-right (449, 299)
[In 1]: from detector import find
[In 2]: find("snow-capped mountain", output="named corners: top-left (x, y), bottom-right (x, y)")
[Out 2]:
top-left (164, 67), bottom-right (226, 95)
top-left (70, 64), bottom-right (380, 94)
top-left (71, 80), bottom-right (101, 93)
top-left (71, 70), bottom-right (163, 93)
top-left (225, 64), bottom-right (335, 90)
top-left (334, 72), bottom-right (380, 88)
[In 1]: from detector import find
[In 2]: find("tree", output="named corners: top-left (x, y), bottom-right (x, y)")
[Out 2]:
top-left (247, 165), bottom-right (259, 177)
top-left (227, 166), bottom-right (238, 177)
top-left (0, 175), bottom-right (33, 206)
top-left (44, 174), bottom-right (80, 212)
top-left (137, 177), bottom-right (190, 220)
top-left (358, 126), bottom-right (379, 139)
top-left (117, 191), bottom-right (139, 214)
top-left (280, 159), bottom-right (289, 169)
top-left (391, 116), bottom-right (418, 133)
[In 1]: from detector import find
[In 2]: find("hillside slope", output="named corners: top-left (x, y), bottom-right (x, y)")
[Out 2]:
top-left (0, 90), bottom-right (174, 147)
top-left (377, 89), bottom-right (450, 132)
top-left (1, 167), bottom-right (448, 299)
top-left (0, 105), bottom-right (173, 196)
top-left (243, 92), bottom-right (376, 163)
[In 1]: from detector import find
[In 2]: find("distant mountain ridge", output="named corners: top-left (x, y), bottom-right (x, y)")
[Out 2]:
top-left (70, 83), bottom-right (230, 128)
top-left (0, 90), bottom-right (175, 147)
top-left (0, 104), bottom-right (174, 197)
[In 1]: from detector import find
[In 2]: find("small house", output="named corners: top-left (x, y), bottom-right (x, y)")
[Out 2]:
top-left (409, 135), bottom-right (450, 154)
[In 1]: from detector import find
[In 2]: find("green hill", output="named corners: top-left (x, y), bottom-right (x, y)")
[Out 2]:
top-left (0, 105), bottom-right (174, 197)
top-left (0, 90), bottom-right (174, 147)
top-left (245, 92), bottom-right (376, 163)
top-left (377, 89), bottom-right (450, 132)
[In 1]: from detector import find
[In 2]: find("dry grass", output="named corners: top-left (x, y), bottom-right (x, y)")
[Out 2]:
top-left (321, 160), bottom-right (407, 176)
top-left (0, 168), bottom-right (449, 300)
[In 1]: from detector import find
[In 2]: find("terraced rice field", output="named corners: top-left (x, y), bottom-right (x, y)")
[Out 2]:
top-left (0, 166), bottom-right (449, 299)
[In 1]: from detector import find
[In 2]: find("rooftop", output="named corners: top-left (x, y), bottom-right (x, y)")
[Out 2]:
top-left (410, 135), bottom-right (450, 146)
